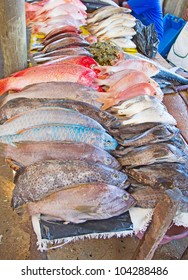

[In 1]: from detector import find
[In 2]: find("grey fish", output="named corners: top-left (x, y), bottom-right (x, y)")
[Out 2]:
top-left (0, 98), bottom-right (119, 128)
top-left (125, 163), bottom-right (188, 191)
top-left (12, 159), bottom-right (128, 208)
top-left (3, 141), bottom-right (121, 170)
top-left (0, 107), bottom-right (105, 136)
top-left (118, 143), bottom-right (188, 167)
top-left (27, 183), bottom-right (135, 223)
top-left (43, 32), bottom-right (83, 46)
top-left (0, 82), bottom-right (101, 108)
top-left (42, 37), bottom-right (89, 53)
top-left (112, 124), bottom-right (179, 147)
top-left (0, 124), bottom-right (118, 151)
top-left (33, 47), bottom-right (92, 59)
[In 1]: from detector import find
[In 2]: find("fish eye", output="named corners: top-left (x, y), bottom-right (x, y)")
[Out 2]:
top-left (122, 194), bottom-right (129, 201)
top-left (104, 157), bottom-right (112, 165)
top-left (112, 173), bottom-right (119, 179)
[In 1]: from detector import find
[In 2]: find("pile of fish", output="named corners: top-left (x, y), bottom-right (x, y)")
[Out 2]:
top-left (86, 6), bottom-right (137, 49)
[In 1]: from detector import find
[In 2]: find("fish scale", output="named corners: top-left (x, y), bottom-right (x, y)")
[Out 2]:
top-left (0, 124), bottom-right (118, 150)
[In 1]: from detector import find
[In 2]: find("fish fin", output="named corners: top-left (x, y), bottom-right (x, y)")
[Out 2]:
top-left (5, 158), bottom-right (24, 171)
top-left (4, 114), bottom-right (20, 123)
top-left (0, 77), bottom-right (10, 96)
top-left (96, 96), bottom-right (115, 110)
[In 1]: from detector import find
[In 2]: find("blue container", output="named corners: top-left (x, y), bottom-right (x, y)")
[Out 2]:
top-left (158, 14), bottom-right (186, 58)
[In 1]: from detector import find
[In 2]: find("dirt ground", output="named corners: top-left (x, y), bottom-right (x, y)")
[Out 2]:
top-left (0, 156), bottom-right (187, 260)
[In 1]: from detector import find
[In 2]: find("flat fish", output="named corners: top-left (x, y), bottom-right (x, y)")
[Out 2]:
top-left (0, 124), bottom-right (118, 151)
top-left (118, 143), bottom-right (188, 167)
top-left (125, 163), bottom-right (188, 191)
top-left (12, 159), bottom-right (128, 208)
top-left (0, 98), bottom-right (118, 128)
top-left (0, 82), bottom-right (101, 108)
top-left (3, 141), bottom-right (121, 170)
top-left (0, 107), bottom-right (105, 136)
top-left (27, 183), bottom-right (135, 223)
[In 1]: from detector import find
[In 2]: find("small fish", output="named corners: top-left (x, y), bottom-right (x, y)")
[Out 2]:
top-left (120, 107), bottom-right (176, 126)
top-left (0, 82), bottom-right (101, 108)
top-left (42, 32), bottom-right (81, 46)
top-left (26, 183), bottom-right (135, 223)
top-left (3, 141), bottom-right (121, 170)
top-left (43, 26), bottom-right (81, 41)
top-left (99, 26), bottom-right (136, 40)
top-left (0, 124), bottom-right (118, 151)
top-left (118, 143), bottom-right (188, 167)
top-left (0, 107), bottom-right (105, 136)
top-left (12, 159), bottom-right (128, 208)
top-left (125, 163), bottom-right (188, 191)
top-left (0, 98), bottom-right (118, 128)
top-left (113, 124), bottom-right (179, 147)
top-left (0, 64), bottom-right (97, 96)
top-left (42, 37), bottom-right (89, 53)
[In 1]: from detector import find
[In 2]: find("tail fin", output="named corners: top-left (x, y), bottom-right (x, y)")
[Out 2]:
top-left (96, 96), bottom-right (115, 110)
top-left (0, 77), bottom-right (9, 96)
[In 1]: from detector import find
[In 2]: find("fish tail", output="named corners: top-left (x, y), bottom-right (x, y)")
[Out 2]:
top-left (0, 77), bottom-right (9, 96)
top-left (96, 96), bottom-right (115, 110)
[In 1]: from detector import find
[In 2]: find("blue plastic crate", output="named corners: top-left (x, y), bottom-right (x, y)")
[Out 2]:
top-left (158, 14), bottom-right (186, 58)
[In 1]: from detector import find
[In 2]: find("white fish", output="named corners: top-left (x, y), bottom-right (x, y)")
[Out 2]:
top-left (121, 107), bottom-right (177, 126)
top-left (110, 38), bottom-right (136, 49)
top-left (99, 26), bottom-right (136, 40)
top-left (94, 20), bottom-right (136, 37)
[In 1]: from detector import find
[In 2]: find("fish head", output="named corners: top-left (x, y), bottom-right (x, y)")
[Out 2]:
top-left (103, 134), bottom-right (118, 150)
top-left (110, 169), bottom-right (128, 188)
top-left (102, 154), bottom-right (121, 170)
top-left (122, 191), bottom-right (136, 208)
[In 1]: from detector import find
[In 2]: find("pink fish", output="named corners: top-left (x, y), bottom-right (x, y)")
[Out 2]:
top-left (43, 56), bottom-right (98, 69)
top-left (43, 26), bottom-right (80, 41)
top-left (96, 59), bottom-right (159, 77)
top-left (0, 64), bottom-right (97, 96)
top-left (97, 82), bottom-right (158, 110)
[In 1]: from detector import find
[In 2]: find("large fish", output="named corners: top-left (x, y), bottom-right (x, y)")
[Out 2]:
top-left (42, 37), bottom-right (89, 53)
top-left (118, 143), bottom-right (188, 167)
top-left (0, 107), bottom-right (105, 136)
top-left (0, 98), bottom-right (118, 128)
top-left (26, 183), bottom-right (135, 223)
top-left (0, 82), bottom-right (101, 108)
top-left (124, 52), bottom-right (188, 85)
top-left (125, 163), bottom-right (188, 192)
top-left (3, 142), bottom-right (120, 170)
top-left (0, 64), bottom-right (96, 96)
top-left (120, 107), bottom-right (176, 126)
top-left (12, 159), bottom-right (128, 208)
top-left (96, 59), bottom-right (159, 77)
top-left (0, 124), bottom-right (118, 150)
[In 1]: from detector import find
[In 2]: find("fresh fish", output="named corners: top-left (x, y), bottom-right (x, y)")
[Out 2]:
top-left (118, 143), bottom-right (188, 167)
top-left (110, 38), bottom-right (136, 49)
top-left (124, 52), bottom-right (188, 85)
top-left (97, 83), bottom-right (159, 110)
top-left (112, 95), bottom-right (164, 116)
top-left (96, 58), bottom-right (159, 77)
top-left (99, 26), bottom-right (136, 40)
top-left (113, 124), bottom-right (179, 147)
top-left (81, 0), bottom-right (110, 13)
top-left (120, 107), bottom-right (177, 126)
top-left (0, 82), bottom-right (101, 108)
top-left (0, 98), bottom-right (118, 128)
top-left (0, 107), bottom-right (105, 136)
top-left (0, 64), bottom-right (97, 96)
top-left (43, 26), bottom-right (81, 41)
top-left (26, 183), bottom-right (135, 223)
top-left (0, 124), bottom-right (118, 150)
top-left (125, 163), bottom-right (188, 192)
top-left (3, 142), bottom-right (121, 170)
top-left (42, 32), bottom-right (84, 47)
top-left (87, 6), bottom-right (131, 24)
top-left (42, 37), bottom-right (89, 53)
top-left (12, 159), bottom-right (128, 208)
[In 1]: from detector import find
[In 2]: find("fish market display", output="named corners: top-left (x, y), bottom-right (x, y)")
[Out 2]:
top-left (0, 107), bottom-right (105, 136)
top-left (12, 159), bottom-right (128, 208)
top-left (2, 142), bottom-right (121, 170)
top-left (0, 124), bottom-right (118, 150)
top-left (26, 183), bottom-right (135, 223)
